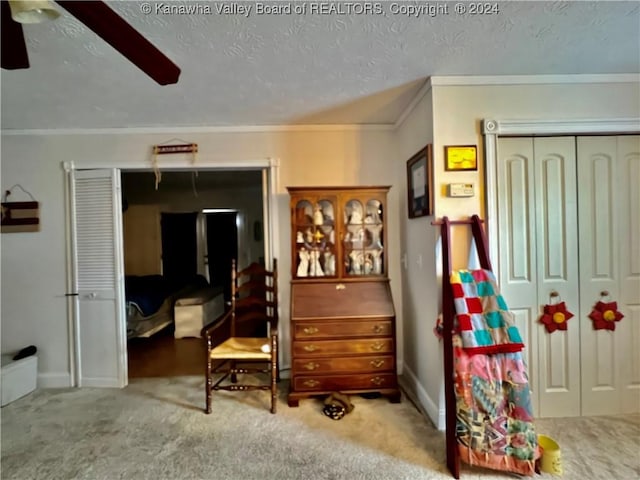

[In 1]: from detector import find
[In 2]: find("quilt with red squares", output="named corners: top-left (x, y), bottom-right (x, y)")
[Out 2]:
top-left (450, 269), bottom-right (538, 476)
top-left (450, 269), bottom-right (524, 355)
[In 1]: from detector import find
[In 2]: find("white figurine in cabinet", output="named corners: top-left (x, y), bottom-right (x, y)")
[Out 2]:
top-left (349, 250), bottom-right (363, 275)
top-left (370, 249), bottom-right (383, 275)
top-left (363, 256), bottom-right (374, 275)
top-left (313, 205), bottom-right (324, 226)
top-left (304, 228), bottom-right (314, 243)
top-left (309, 249), bottom-right (324, 276)
top-left (367, 224), bottom-right (383, 248)
top-left (297, 248), bottom-right (310, 277)
top-left (348, 203), bottom-right (363, 224)
top-left (324, 248), bottom-right (336, 276)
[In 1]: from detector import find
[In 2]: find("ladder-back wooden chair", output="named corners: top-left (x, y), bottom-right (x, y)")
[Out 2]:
top-left (203, 259), bottom-right (279, 414)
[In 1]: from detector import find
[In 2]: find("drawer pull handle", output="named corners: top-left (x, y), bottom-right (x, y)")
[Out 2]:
top-left (303, 379), bottom-right (320, 388)
top-left (370, 359), bottom-right (385, 368)
top-left (304, 362), bottom-right (320, 371)
top-left (303, 345), bottom-right (318, 352)
top-left (373, 324), bottom-right (384, 333)
top-left (303, 327), bottom-right (319, 335)
top-left (336, 283), bottom-right (346, 290)
top-left (371, 376), bottom-right (384, 386)
top-left (371, 342), bottom-right (384, 351)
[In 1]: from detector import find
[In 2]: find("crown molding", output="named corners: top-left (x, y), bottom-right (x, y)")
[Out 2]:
top-left (430, 74), bottom-right (640, 86)
top-left (1, 123), bottom-right (394, 136)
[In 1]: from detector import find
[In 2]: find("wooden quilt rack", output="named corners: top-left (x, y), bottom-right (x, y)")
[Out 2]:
top-left (432, 214), bottom-right (491, 479)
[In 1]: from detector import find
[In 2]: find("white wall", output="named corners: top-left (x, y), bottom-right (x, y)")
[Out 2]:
top-left (394, 87), bottom-right (445, 427)
top-left (0, 128), bottom-right (400, 387)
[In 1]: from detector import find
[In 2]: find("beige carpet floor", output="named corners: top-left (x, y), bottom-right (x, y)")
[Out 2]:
top-left (1, 376), bottom-right (639, 480)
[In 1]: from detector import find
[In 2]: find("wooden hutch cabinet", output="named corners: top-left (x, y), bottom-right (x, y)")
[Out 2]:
top-left (286, 186), bottom-right (400, 407)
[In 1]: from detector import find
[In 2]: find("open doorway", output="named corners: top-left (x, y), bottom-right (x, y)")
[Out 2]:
top-left (120, 169), bottom-right (264, 378)
top-left (204, 210), bottom-right (238, 301)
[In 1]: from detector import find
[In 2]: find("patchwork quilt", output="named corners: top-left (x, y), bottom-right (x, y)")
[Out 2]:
top-left (450, 269), bottom-right (538, 476)
top-left (450, 269), bottom-right (524, 355)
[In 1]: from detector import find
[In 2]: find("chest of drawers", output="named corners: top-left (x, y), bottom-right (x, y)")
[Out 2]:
top-left (287, 280), bottom-right (400, 407)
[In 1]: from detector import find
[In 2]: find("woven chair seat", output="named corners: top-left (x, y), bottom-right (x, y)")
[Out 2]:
top-left (209, 337), bottom-right (271, 360)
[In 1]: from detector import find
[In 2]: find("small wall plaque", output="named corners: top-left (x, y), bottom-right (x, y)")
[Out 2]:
top-left (1, 201), bottom-right (40, 233)
top-left (153, 143), bottom-right (198, 155)
top-left (445, 145), bottom-right (478, 171)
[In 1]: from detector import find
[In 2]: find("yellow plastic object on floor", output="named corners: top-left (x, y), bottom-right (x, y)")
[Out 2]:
top-left (538, 434), bottom-right (563, 475)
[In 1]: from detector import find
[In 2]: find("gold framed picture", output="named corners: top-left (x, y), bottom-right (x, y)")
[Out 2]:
top-left (444, 145), bottom-right (477, 171)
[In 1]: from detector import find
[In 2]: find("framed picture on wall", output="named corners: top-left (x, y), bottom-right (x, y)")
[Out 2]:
top-left (444, 145), bottom-right (478, 171)
top-left (406, 144), bottom-right (433, 218)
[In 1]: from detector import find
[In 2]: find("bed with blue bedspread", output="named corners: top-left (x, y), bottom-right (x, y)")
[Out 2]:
top-left (125, 275), bottom-right (209, 338)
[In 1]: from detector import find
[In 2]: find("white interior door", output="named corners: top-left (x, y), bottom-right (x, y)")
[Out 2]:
top-left (497, 137), bottom-right (581, 417)
top-left (578, 135), bottom-right (640, 415)
top-left (495, 137), bottom-right (540, 415)
top-left (617, 136), bottom-right (640, 413)
top-left (533, 137), bottom-right (581, 417)
top-left (498, 135), bottom-right (640, 417)
top-left (70, 168), bottom-right (127, 388)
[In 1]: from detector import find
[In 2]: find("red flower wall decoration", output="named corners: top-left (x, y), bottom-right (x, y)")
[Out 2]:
top-left (540, 301), bottom-right (574, 333)
top-left (589, 300), bottom-right (624, 331)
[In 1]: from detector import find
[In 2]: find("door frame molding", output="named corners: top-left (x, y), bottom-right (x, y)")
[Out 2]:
top-left (482, 117), bottom-right (640, 277)
top-left (63, 158), bottom-right (279, 387)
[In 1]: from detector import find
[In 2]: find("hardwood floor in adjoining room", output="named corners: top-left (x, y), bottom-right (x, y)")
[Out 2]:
top-left (127, 327), bottom-right (206, 378)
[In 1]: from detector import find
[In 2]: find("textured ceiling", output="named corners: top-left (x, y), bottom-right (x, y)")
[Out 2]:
top-left (1, 0), bottom-right (639, 130)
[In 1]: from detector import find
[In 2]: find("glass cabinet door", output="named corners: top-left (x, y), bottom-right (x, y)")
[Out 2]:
top-left (343, 197), bottom-right (384, 277)
top-left (293, 197), bottom-right (337, 279)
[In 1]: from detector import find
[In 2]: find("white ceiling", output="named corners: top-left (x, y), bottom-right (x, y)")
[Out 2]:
top-left (1, 0), bottom-right (639, 130)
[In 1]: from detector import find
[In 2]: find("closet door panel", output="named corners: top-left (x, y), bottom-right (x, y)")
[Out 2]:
top-left (577, 136), bottom-right (620, 415)
top-left (534, 137), bottom-right (580, 418)
top-left (496, 137), bottom-right (540, 415)
top-left (71, 169), bottom-right (127, 388)
top-left (496, 134), bottom-right (639, 418)
top-left (616, 135), bottom-right (640, 413)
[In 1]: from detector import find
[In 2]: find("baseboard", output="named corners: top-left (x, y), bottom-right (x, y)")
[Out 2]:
top-left (400, 365), bottom-right (445, 431)
top-left (38, 372), bottom-right (72, 388)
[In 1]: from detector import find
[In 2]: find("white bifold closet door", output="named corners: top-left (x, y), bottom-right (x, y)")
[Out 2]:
top-left (497, 136), bottom-right (580, 418)
top-left (496, 135), bottom-right (640, 418)
top-left (70, 169), bottom-right (127, 388)
top-left (577, 136), bottom-right (640, 416)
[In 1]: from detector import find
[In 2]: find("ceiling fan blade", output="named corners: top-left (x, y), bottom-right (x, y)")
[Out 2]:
top-left (1, 1), bottom-right (30, 69)
top-left (55, 1), bottom-right (181, 85)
